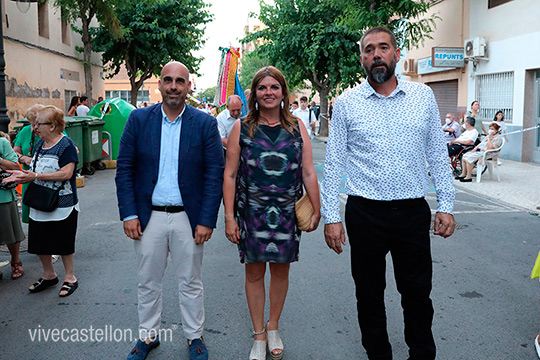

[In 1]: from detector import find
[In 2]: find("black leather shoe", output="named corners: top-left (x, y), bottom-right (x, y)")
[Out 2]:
top-left (459, 178), bottom-right (473, 182)
top-left (455, 176), bottom-right (465, 180)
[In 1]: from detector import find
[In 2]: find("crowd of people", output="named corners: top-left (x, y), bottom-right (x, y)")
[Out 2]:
top-left (112, 26), bottom-right (456, 360)
top-left (1, 105), bottom-right (80, 297)
top-left (2, 25), bottom-right (519, 360)
top-left (444, 100), bottom-right (508, 183)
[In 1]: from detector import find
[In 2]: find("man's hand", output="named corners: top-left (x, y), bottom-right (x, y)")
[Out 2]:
top-left (324, 222), bottom-right (346, 254)
top-left (195, 225), bottom-right (213, 245)
top-left (124, 218), bottom-right (143, 240)
top-left (433, 212), bottom-right (455, 238)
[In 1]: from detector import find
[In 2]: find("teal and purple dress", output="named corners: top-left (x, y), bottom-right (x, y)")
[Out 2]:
top-left (235, 122), bottom-right (303, 264)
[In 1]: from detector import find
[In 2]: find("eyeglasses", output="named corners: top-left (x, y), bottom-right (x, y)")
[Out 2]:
top-left (35, 122), bottom-right (53, 127)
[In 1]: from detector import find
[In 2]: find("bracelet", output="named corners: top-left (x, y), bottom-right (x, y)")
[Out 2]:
top-left (35, 172), bottom-right (38, 182)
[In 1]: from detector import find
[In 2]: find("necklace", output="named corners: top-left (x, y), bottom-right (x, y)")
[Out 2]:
top-left (259, 116), bottom-right (280, 126)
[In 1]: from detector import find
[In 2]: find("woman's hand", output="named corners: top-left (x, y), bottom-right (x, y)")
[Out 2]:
top-left (3, 170), bottom-right (34, 184)
top-left (21, 155), bottom-right (32, 166)
top-left (225, 216), bottom-right (240, 244)
top-left (308, 212), bottom-right (321, 232)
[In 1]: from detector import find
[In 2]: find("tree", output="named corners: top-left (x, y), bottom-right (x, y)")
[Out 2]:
top-left (244, 0), bottom-right (438, 136)
top-left (243, 0), bottom-right (363, 136)
top-left (198, 86), bottom-right (216, 103)
top-left (53, 0), bottom-right (122, 102)
top-left (238, 52), bottom-right (271, 91)
top-left (92, 0), bottom-right (212, 106)
top-left (332, 0), bottom-right (439, 50)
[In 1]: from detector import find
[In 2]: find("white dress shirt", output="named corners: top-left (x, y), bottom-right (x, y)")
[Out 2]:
top-left (321, 78), bottom-right (455, 224)
top-left (292, 107), bottom-right (314, 137)
top-left (216, 109), bottom-right (239, 140)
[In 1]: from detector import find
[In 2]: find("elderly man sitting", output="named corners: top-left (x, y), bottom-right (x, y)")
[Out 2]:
top-left (456, 123), bottom-right (503, 182)
top-left (447, 117), bottom-right (478, 156)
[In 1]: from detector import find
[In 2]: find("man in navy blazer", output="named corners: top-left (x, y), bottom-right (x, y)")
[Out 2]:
top-left (116, 62), bottom-right (224, 360)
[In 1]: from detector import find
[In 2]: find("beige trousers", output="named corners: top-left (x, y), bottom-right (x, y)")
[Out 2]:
top-left (134, 211), bottom-right (204, 340)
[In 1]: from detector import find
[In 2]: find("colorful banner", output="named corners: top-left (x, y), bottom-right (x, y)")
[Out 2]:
top-left (214, 47), bottom-right (248, 116)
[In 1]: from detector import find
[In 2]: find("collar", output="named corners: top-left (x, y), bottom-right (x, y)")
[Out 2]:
top-left (358, 76), bottom-right (405, 99)
top-left (161, 103), bottom-right (186, 124)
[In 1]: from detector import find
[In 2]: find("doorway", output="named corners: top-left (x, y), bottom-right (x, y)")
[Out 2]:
top-left (532, 72), bottom-right (540, 163)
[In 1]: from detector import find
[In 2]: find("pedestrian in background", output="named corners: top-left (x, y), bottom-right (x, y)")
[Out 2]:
top-left (6, 106), bottom-right (80, 297)
top-left (322, 27), bottom-right (455, 360)
top-left (13, 104), bottom-right (45, 223)
top-left (216, 94), bottom-right (243, 154)
top-left (223, 66), bottom-right (321, 360)
top-left (463, 100), bottom-right (487, 135)
top-left (292, 96), bottom-right (316, 140)
top-left (67, 96), bottom-right (79, 117)
top-left (492, 110), bottom-right (509, 142)
top-left (76, 96), bottom-right (90, 116)
top-left (0, 131), bottom-right (25, 281)
top-left (116, 61), bottom-right (224, 360)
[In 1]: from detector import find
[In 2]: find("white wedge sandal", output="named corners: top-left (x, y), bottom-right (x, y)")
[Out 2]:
top-left (266, 324), bottom-right (283, 360)
top-left (250, 328), bottom-right (267, 360)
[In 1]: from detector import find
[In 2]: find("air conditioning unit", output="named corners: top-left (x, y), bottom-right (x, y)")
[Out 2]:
top-left (464, 37), bottom-right (487, 59)
top-left (401, 58), bottom-right (416, 75)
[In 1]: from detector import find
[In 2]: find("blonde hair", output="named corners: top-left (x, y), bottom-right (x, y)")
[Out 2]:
top-left (244, 66), bottom-right (298, 138)
top-left (0, 131), bottom-right (10, 141)
top-left (38, 105), bottom-right (66, 132)
top-left (25, 104), bottom-right (46, 124)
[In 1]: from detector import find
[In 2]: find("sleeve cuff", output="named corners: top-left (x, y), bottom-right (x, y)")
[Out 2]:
top-left (122, 215), bottom-right (138, 221)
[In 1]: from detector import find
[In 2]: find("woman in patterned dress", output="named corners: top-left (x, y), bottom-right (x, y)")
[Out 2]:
top-left (223, 66), bottom-right (321, 360)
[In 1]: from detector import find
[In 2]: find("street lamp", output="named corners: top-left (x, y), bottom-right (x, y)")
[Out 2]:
top-left (0, 0), bottom-right (39, 133)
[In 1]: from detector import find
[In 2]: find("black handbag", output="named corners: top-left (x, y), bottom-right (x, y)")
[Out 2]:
top-left (22, 144), bottom-right (66, 212)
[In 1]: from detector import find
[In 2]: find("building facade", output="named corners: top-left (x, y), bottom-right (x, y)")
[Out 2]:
top-left (404, 0), bottom-right (540, 163)
top-left (3, 0), bottom-right (104, 129)
top-left (104, 65), bottom-right (156, 107)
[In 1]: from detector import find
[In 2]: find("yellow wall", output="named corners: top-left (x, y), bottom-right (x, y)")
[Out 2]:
top-left (405, 0), bottom-right (470, 111)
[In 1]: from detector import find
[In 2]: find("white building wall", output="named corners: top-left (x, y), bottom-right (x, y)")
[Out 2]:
top-left (467, 0), bottom-right (540, 161)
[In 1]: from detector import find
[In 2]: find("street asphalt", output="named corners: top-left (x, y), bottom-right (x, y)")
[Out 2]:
top-left (1, 137), bottom-right (539, 359)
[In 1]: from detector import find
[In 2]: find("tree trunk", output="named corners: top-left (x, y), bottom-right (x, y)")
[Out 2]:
top-left (318, 87), bottom-right (330, 137)
top-left (130, 85), bottom-right (140, 107)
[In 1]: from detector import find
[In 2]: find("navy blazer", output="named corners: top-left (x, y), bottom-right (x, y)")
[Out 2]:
top-left (115, 103), bottom-right (225, 235)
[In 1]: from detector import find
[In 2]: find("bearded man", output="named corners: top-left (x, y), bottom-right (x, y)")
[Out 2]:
top-left (321, 27), bottom-right (456, 360)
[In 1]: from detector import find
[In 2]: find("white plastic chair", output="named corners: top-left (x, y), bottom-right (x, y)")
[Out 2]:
top-left (476, 138), bottom-right (505, 183)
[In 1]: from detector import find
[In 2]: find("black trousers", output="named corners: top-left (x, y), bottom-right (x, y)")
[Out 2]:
top-left (447, 143), bottom-right (464, 156)
top-left (345, 196), bottom-right (435, 360)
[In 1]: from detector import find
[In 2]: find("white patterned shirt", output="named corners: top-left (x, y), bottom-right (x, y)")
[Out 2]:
top-left (321, 78), bottom-right (455, 224)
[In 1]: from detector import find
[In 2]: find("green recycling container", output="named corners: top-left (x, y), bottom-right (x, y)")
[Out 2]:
top-left (87, 98), bottom-right (135, 160)
top-left (64, 117), bottom-right (85, 170)
top-left (75, 116), bottom-right (106, 164)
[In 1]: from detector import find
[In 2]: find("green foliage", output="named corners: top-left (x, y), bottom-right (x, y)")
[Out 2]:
top-left (51, 0), bottom-right (123, 100)
top-left (243, 0), bottom-right (363, 98)
top-left (92, 0), bottom-right (212, 104)
top-left (332, 0), bottom-right (439, 50)
top-left (54, 0), bottom-right (123, 38)
top-left (238, 52), bottom-right (271, 91)
top-left (198, 86), bottom-right (217, 103)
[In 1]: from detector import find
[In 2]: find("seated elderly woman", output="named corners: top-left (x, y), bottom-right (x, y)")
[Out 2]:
top-left (456, 122), bottom-right (503, 182)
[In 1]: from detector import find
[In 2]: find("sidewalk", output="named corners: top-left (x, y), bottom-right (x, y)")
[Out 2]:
top-left (453, 159), bottom-right (540, 213)
top-left (313, 136), bottom-right (540, 214)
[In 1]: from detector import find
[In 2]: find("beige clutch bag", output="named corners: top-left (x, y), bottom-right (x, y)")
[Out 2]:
top-left (295, 193), bottom-right (314, 231)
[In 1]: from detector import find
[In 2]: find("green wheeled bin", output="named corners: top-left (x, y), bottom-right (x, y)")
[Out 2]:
top-left (63, 117), bottom-right (86, 171)
top-left (76, 116), bottom-right (106, 175)
top-left (87, 98), bottom-right (135, 160)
